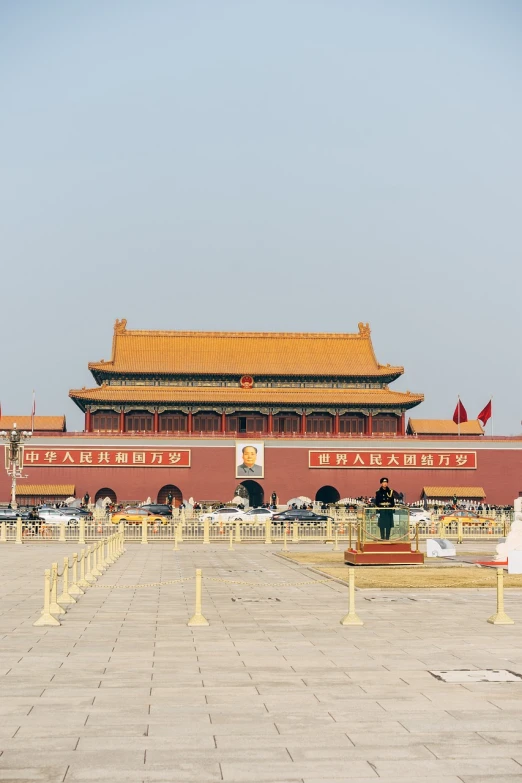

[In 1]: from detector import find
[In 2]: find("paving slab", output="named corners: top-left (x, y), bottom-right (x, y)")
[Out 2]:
top-left (1, 542), bottom-right (522, 782)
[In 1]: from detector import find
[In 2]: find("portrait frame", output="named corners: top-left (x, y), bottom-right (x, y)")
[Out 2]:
top-left (235, 441), bottom-right (265, 479)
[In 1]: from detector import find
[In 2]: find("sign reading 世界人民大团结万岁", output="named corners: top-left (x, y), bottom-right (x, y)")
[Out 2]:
top-left (309, 451), bottom-right (476, 469)
top-left (19, 448), bottom-right (191, 467)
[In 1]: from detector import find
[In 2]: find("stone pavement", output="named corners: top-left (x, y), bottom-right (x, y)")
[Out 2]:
top-left (1, 543), bottom-right (522, 783)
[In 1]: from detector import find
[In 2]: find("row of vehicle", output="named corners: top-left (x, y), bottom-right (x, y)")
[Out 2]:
top-left (0, 506), bottom-right (92, 525)
top-left (0, 505), bottom-right (497, 527)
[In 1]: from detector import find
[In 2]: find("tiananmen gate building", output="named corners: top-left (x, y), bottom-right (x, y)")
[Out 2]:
top-left (1, 319), bottom-right (521, 506)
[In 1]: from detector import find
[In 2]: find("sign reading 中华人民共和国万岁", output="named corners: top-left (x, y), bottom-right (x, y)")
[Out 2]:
top-left (20, 448), bottom-right (191, 467)
top-left (309, 451), bottom-right (476, 469)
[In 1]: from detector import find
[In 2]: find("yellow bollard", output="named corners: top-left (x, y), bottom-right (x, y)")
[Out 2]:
top-left (281, 526), bottom-right (288, 552)
top-left (85, 545), bottom-right (97, 582)
top-left (457, 518), bottom-right (463, 545)
top-left (33, 569), bottom-right (61, 627)
top-left (68, 553), bottom-right (84, 597)
top-left (15, 516), bottom-right (23, 545)
top-left (438, 519), bottom-right (444, 539)
top-left (187, 568), bottom-right (209, 626)
top-left (333, 529), bottom-right (339, 552)
top-left (91, 541), bottom-right (103, 577)
top-left (105, 535), bottom-right (116, 565)
top-left (264, 518), bottom-right (272, 544)
top-left (78, 549), bottom-right (90, 588)
top-left (229, 529), bottom-right (234, 551)
top-left (49, 563), bottom-right (66, 616)
top-left (99, 538), bottom-right (108, 570)
top-left (292, 522), bottom-right (299, 543)
top-left (59, 522), bottom-right (66, 543)
top-left (235, 518), bottom-right (241, 543)
top-left (141, 516), bottom-right (148, 545)
top-left (340, 568), bottom-right (363, 626)
top-left (0, 521), bottom-right (6, 543)
top-left (173, 524), bottom-right (179, 551)
top-left (78, 517), bottom-right (86, 545)
top-left (203, 518), bottom-right (210, 545)
top-left (487, 567), bottom-right (515, 625)
top-left (326, 518), bottom-right (332, 540)
top-left (58, 556), bottom-right (77, 605)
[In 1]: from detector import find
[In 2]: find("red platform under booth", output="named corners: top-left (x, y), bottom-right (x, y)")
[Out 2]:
top-left (344, 541), bottom-right (424, 565)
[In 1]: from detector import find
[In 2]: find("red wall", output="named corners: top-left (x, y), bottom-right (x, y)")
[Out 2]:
top-left (2, 442), bottom-right (522, 504)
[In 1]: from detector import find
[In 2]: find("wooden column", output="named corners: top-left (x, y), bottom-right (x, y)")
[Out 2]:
top-left (221, 411), bottom-right (227, 434)
top-left (187, 411), bottom-right (193, 434)
top-left (366, 413), bottom-right (373, 436)
top-left (153, 410), bottom-right (159, 434)
top-left (268, 411), bottom-right (273, 436)
top-left (399, 413), bottom-right (405, 436)
top-left (301, 412), bottom-right (307, 436)
top-left (85, 409), bottom-right (92, 433)
top-left (119, 409), bottom-right (125, 433)
top-left (334, 412), bottom-right (340, 436)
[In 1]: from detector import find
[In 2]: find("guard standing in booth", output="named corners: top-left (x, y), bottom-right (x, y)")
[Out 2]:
top-left (375, 477), bottom-right (395, 540)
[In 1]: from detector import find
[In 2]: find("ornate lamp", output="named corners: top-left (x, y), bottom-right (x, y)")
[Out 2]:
top-left (0, 424), bottom-right (32, 509)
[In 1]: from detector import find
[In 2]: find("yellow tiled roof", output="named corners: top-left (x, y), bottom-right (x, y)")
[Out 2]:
top-left (88, 320), bottom-right (404, 378)
top-left (408, 419), bottom-right (483, 435)
top-left (70, 385), bottom-right (424, 408)
top-left (0, 416), bottom-right (66, 432)
top-left (16, 485), bottom-right (75, 496)
top-left (423, 487), bottom-right (486, 498)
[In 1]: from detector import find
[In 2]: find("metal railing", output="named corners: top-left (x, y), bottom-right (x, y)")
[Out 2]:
top-left (0, 513), bottom-right (513, 545)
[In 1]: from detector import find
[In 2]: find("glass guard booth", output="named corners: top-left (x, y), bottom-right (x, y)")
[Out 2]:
top-left (355, 505), bottom-right (416, 549)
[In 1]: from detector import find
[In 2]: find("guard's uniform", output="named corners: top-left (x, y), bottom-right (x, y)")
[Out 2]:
top-left (375, 482), bottom-right (395, 540)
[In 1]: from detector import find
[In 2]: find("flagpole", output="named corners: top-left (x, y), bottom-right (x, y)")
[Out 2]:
top-left (490, 395), bottom-right (493, 438)
top-left (457, 394), bottom-right (460, 437)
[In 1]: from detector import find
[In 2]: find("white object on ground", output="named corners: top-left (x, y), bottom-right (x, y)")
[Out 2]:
top-left (508, 550), bottom-right (522, 574)
top-left (426, 538), bottom-right (456, 558)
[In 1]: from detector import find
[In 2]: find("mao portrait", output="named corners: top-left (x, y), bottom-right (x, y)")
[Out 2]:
top-left (235, 442), bottom-right (264, 479)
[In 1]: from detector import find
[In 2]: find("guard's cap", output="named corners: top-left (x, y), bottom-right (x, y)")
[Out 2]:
top-left (379, 477), bottom-right (389, 483)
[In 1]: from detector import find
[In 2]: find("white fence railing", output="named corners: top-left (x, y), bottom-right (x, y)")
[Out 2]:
top-left (0, 514), bottom-right (513, 545)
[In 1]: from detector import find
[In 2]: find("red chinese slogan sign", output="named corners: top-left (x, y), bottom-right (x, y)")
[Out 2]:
top-left (22, 448), bottom-right (191, 468)
top-left (309, 451), bottom-right (477, 469)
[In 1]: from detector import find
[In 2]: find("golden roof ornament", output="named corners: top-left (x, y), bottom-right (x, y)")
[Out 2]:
top-left (358, 322), bottom-right (371, 338)
top-left (114, 318), bottom-right (127, 335)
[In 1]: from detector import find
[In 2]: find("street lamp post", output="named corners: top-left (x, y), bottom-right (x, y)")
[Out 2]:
top-left (0, 425), bottom-right (31, 509)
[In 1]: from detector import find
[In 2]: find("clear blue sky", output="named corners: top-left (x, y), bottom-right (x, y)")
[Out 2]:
top-left (1, 1), bottom-right (521, 432)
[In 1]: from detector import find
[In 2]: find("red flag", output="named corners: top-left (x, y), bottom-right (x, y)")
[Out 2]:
top-left (453, 399), bottom-right (468, 424)
top-left (477, 400), bottom-right (492, 426)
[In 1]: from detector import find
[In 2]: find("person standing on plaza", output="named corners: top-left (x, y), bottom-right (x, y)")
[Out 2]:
top-left (375, 477), bottom-right (395, 540)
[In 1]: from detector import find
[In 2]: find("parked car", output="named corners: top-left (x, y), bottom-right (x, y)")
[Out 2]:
top-left (200, 507), bottom-right (241, 523)
top-left (140, 504), bottom-right (173, 517)
top-left (408, 509), bottom-right (432, 524)
top-left (110, 507), bottom-right (169, 525)
top-left (439, 510), bottom-right (495, 525)
top-left (232, 508), bottom-right (274, 522)
top-left (0, 508), bottom-right (30, 522)
top-left (38, 508), bottom-right (80, 525)
top-left (272, 509), bottom-right (334, 523)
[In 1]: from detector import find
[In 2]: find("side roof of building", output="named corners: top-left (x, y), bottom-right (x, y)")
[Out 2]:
top-left (408, 419), bottom-right (484, 436)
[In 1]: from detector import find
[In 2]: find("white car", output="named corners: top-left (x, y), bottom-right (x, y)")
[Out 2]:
top-left (408, 509), bottom-right (432, 524)
top-left (233, 508), bottom-right (274, 522)
top-left (38, 508), bottom-right (79, 525)
top-left (200, 507), bottom-right (241, 523)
